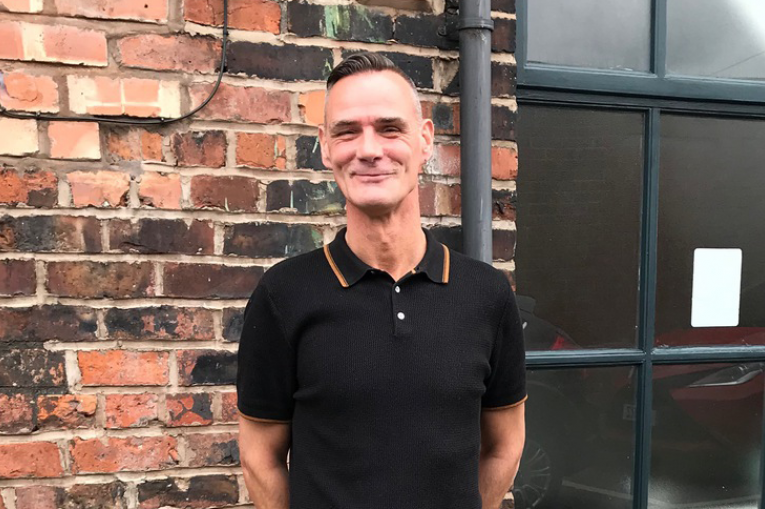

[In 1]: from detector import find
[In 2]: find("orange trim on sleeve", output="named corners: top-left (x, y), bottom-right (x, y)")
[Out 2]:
top-left (442, 244), bottom-right (450, 283)
top-left (323, 244), bottom-right (349, 288)
top-left (482, 395), bottom-right (528, 411)
top-left (238, 409), bottom-right (291, 424)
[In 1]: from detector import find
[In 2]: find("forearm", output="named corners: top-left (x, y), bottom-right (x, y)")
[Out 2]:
top-left (241, 460), bottom-right (290, 509)
top-left (478, 450), bottom-right (522, 509)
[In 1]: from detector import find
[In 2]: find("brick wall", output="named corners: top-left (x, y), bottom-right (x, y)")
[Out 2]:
top-left (0, 0), bottom-right (517, 506)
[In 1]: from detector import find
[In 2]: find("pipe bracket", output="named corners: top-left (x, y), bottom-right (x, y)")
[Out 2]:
top-left (457, 17), bottom-right (494, 31)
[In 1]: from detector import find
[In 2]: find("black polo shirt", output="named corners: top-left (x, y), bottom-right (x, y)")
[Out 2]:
top-left (237, 227), bottom-right (526, 509)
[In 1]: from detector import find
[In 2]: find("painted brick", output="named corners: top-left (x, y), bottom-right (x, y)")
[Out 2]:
top-left (68, 76), bottom-right (181, 118)
top-left (55, 0), bottom-right (167, 22)
top-left (47, 261), bottom-right (154, 299)
top-left (189, 83), bottom-right (290, 123)
top-left (343, 50), bottom-right (433, 89)
top-left (287, 3), bottom-right (393, 43)
top-left (105, 127), bottom-right (164, 163)
top-left (0, 216), bottom-right (101, 253)
top-left (0, 118), bottom-right (38, 156)
top-left (0, 350), bottom-right (66, 387)
top-left (0, 306), bottom-right (97, 343)
top-left (298, 90), bottom-right (325, 127)
top-left (0, 259), bottom-right (35, 296)
top-left (184, 0), bottom-right (280, 33)
top-left (177, 350), bottom-right (237, 386)
top-left (227, 42), bottom-right (333, 82)
top-left (0, 0), bottom-right (44, 13)
top-left (222, 308), bottom-right (244, 343)
top-left (0, 169), bottom-right (56, 207)
top-left (138, 172), bottom-right (181, 209)
top-left (296, 136), bottom-right (325, 170)
top-left (119, 34), bottom-right (220, 73)
top-left (172, 130), bottom-right (226, 167)
top-left (165, 393), bottom-right (213, 426)
top-left (70, 436), bottom-right (178, 473)
top-left (492, 18), bottom-right (516, 53)
top-left (78, 350), bottom-right (169, 386)
top-left (36, 394), bottom-right (97, 430)
top-left (236, 132), bottom-right (286, 169)
top-left (0, 393), bottom-right (34, 433)
top-left (493, 188), bottom-right (517, 221)
top-left (67, 171), bottom-right (130, 208)
top-left (16, 482), bottom-right (127, 509)
top-left (223, 222), bottom-right (322, 258)
top-left (109, 219), bottom-right (214, 255)
top-left (163, 263), bottom-right (263, 299)
top-left (184, 432), bottom-right (239, 467)
top-left (189, 175), bottom-right (259, 212)
top-left (266, 180), bottom-right (345, 215)
top-left (48, 121), bottom-right (100, 160)
top-left (220, 391), bottom-right (238, 421)
top-left (0, 442), bottom-right (63, 478)
top-left (492, 146), bottom-right (518, 180)
top-left (137, 475), bottom-right (238, 509)
top-left (105, 393), bottom-right (160, 428)
top-left (395, 14), bottom-right (456, 50)
top-left (105, 306), bottom-right (216, 341)
top-left (492, 105), bottom-right (516, 141)
top-left (0, 71), bottom-right (58, 112)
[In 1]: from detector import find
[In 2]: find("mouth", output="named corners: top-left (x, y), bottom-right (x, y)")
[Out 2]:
top-left (351, 172), bottom-right (394, 182)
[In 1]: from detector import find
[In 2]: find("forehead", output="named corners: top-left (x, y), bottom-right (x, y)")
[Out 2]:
top-left (325, 70), bottom-right (418, 123)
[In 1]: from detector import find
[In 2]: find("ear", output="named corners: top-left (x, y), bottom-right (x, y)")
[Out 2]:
top-left (420, 118), bottom-right (435, 163)
top-left (318, 124), bottom-right (333, 170)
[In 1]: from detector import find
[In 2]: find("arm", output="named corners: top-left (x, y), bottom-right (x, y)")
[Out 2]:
top-left (238, 414), bottom-right (291, 509)
top-left (479, 401), bottom-right (526, 509)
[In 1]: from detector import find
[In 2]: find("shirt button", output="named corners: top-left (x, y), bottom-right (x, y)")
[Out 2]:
top-left (397, 312), bottom-right (405, 320)
top-left (394, 286), bottom-right (401, 294)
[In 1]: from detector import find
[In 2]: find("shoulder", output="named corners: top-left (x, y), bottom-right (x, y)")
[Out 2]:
top-left (447, 248), bottom-right (513, 299)
top-left (257, 246), bottom-right (330, 293)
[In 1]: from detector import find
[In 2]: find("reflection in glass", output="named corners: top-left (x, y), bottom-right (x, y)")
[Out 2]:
top-left (514, 367), bottom-right (635, 509)
top-left (527, 0), bottom-right (651, 71)
top-left (668, 0), bottom-right (765, 80)
top-left (649, 364), bottom-right (763, 509)
top-left (656, 115), bottom-right (765, 344)
top-left (516, 106), bottom-right (643, 349)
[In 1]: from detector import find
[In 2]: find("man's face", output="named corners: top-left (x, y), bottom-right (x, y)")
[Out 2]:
top-left (319, 71), bottom-right (435, 217)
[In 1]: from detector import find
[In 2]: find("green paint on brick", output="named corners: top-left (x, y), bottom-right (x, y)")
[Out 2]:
top-left (324, 5), bottom-right (350, 39)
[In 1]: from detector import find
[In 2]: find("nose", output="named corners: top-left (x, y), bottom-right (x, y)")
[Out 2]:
top-left (357, 126), bottom-right (383, 162)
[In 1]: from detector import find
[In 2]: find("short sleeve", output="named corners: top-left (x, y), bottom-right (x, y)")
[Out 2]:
top-left (482, 287), bottom-right (527, 409)
top-left (236, 283), bottom-right (296, 422)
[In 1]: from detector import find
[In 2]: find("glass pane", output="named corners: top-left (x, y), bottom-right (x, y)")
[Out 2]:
top-left (514, 367), bottom-right (635, 509)
top-left (516, 105), bottom-right (643, 349)
top-left (527, 0), bottom-right (651, 72)
top-left (650, 363), bottom-right (763, 508)
top-left (667, 0), bottom-right (765, 81)
top-left (656, 115), bottom-right (765, 345)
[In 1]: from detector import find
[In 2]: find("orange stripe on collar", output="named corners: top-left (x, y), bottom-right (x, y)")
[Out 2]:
top-left (324, 244), bottom-right (349, 288)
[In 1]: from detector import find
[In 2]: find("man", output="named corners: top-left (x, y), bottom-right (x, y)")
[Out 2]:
top-left (237, 52), bottom-right (526, 509)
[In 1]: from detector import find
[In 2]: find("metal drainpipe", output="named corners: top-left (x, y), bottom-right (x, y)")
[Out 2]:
top-left (458, 0), bottom-right (494, 264)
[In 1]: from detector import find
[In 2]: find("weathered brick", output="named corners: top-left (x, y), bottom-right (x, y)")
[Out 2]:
top-left (0, 350), bottom-right (66, 387)
top-left (0, 169), bottom-right (56, 207)
top-left (0, 306), bottom-right (97, 343)
top-left (492, 18), bottom-right (516, 53)
top-left (395, 14), bottom-right (456, 49)
top-left (36, 394), bottom-right (97, 430)
top-left (184, 432), bottom-right (239, 467)
top-left (189, 175), bottom-right (259, 212)
top-left (266, 181), bottom-right (345, 215)
top-left (78, 350), bottom-right (169, 386)
top-left (105, 306), bottom-right (216, 341)
top-left (172, 130), bottom-right (225, 167)
top-left (109, 219), bottom-right (214, 255)
top-left (0, 20), bottom-right (24, 59)
top-left (222, 308), bottom-right (244, 343)
top-left (163, 263), bottom-right (263, 299)
top-left (16, 482), bottom-right (127, 509)
top-left (185, 0), bottom-right (280, 33)
top-left (492, 0), bottom-right (515, 13)
top-left (433, 143), bottom-right (460, 176)
top-left (0, 259), bottom-right (35, 296)
top-left (138, 475), bottom-right (238, 509)
top-left (1, 22), bottom-right (107, 65)
top-left (68, 76), bottom-right (181, 118)
top-left (104, 393), bottom-right (159, 428)
top-left (105, 127), bottom-right (164, 163)
top-left (493, 188), bottom-right (517, 221)
top-left (0, 216), bottom-right (101, 253)
top-left (236, 133), bottom-right (286, 169)
top-left (343, 50), bottom-right (433, 89)
top-left (55, 0), bottom-right (167, 22)
top-left (426, 101), bottom-right (460, 135)
top-left (297, 90), bottom-right (324, 127)
top-left (177, 350), bottom-right (237, 386)
top-left (47, 261), bottom-right (154, 298)
top-left (0, 119), bottom-right (38, 156)
top-left (0, 393), bottom-right (34, 433)
top-left (0, 442), bottom-right (63, 478)
top-left (189, 83), bottom-right (291, 123)
top-left (419, 182), bottom-right (460, 216)
top-left (492, 146), bottom-right (518, 180)
top-left (119, 34), bottom-right (220, 73)
top-left (166, 393), bottom-right (213, 426)
top-left (227, 42), bottom-right (333, 82)
top-left (0, 0), bottom-right (44, 13)
top-left (492, 105), bottom-right (516, 141)
top-left (441, 61), bottom-right (516, 97)
top-left (70, 436), bottom-right (178, 473)
top-left (220, 391), bottom-right (238, 421)
top-left (296, 136), bottom-right (325, 170)
top-left (285, 1), bottom-right (322, 37)
top-left (138, 172), bottom-right (181, 209)
top-left (287, 3), bottom-right (392, 43)
top-left (224, 222), bottom-right (323, 258)
top-left (0, 71), bottom-right (58, 112)
top-left (67, 171), bottom-right (130, 208)
top-left (48, 121), bottom-right (100, 160)
top-left (14, 485), bottom-right (58, 509)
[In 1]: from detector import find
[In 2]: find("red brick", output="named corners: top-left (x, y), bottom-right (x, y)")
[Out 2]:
top-left (0, 260), bottom-right (35, 296)
top-left (0, 169), bottom-right (56, 207)
top-left (0, 216), bottom-right (101, 253)
top-left (54, 0), bottom-right (167, 22)
top-left (139, 172), bottom-right (181, 209)
top-left (68, 76), bottom-right (180, 118)
top-left (434, 143), bottom-right (460, 176)
top-left (0, 118), bottom-right (38, 156)
top-left (0, 306), bottom-right (97, 342)
top-left (40, 24), bottom-right (108, 66)
top-left (0, 21), bottom-right (24, 60)
top-left (185, 0), bottom-right (280, 33)
top-left (236, 133), bottom-right (286, 169)
top-left (78, 350), bottom-right (169, 386)
top-left (0, 71), bottom-right (58, 113)
top-left (298, 90), bottom-right (324, 126)
top-left (110, 219), bottom-right (214, 255)
top-left (220, 391), bottom-right (238, 422)
top-left (166, 393), bottom-right (213, 427)
top-left (163, 263), bottom-right (263, 299)
top-left (105, 393), bottom-right (159, 428)
top-left (68, 171), bottom-right (129, 208)
top-left (189, 83), bottom-right (291, 123)
top-left (48, 261), bottom-right (154, 299)
top-left (48, 121), bottom-right (100, 160)
top-left (16, 483), bottom-right (126, 509)
top-left (1, 0), bottom-right (44, 13)
top-left (172, 131), bottom-right (226, 167)
top-left (492, 146), bottom-right (518, 180)
top-left (105, 306), bottom-right (216, 341)
top-left (0, 393), bottom-right (34, 433)
top-left (0, 442), bottom-right (63, 478)
top-left (190, 175), bottom-right (259, 212)
top-left (15, 485), bottom-right (57, 509)
top-left (70, 436), bottom-right (178, 473)
top-left (419, 182), bottom-right (459, 216)
top-left (119, 34), bottom-right (220, 73)
top-left (36, 394), bottom-right (97, 430)
top-left (184, 432), bottom-right (239, 467)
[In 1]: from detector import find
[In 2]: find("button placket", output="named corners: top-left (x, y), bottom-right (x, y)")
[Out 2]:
top-left (392, 279), bottom-right (412, 338)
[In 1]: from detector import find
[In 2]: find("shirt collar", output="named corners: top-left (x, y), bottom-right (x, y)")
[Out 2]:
top-left (324, 227), bottom-right (450, 288)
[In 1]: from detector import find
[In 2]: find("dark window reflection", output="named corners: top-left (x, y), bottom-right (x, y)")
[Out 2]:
top-left (516, 105), bottom-right (643, 349)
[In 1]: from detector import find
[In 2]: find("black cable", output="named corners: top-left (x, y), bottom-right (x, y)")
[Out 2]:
top-left (0, 0), bottom-right (228, 125)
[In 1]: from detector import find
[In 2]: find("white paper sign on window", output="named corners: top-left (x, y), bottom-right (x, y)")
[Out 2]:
top-left (691, 248), bottom-right (742, 328)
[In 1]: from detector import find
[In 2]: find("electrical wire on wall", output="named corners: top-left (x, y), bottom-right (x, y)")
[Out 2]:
top-left (0, 0), bottom-right (229, 125)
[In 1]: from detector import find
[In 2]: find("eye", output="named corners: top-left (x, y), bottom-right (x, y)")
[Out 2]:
top-left (382, 126), bottom-right (401, 134)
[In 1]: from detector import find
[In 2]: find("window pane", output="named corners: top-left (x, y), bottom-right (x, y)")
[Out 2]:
top-left (527, 0), bottom-right (651, 72)
top-left (668, 0), bottom-right (765, 81)
top-left (514, 367), bottom-right (635, 509)
top-left (656, 115), bottom-right (765, 345)
top-left (650, 363), bottom-right (763, 508)
top-left (516, 106), bottom-right (643, 349)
